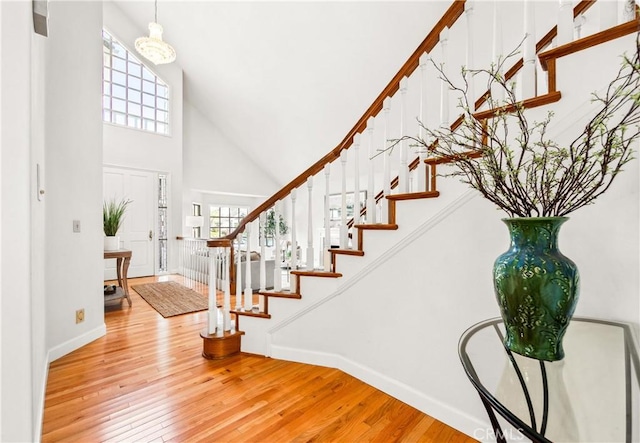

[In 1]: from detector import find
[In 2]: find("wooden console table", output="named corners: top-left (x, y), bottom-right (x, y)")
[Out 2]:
top-left (104, 249), bottom-right (132, 307)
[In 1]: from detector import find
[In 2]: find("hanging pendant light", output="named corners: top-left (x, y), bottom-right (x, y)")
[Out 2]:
top-left (135, 0), bottom-right (176, 65)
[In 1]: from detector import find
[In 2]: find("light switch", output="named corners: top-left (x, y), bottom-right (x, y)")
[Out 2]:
top-left (73, 220), bottom-right (81, 233)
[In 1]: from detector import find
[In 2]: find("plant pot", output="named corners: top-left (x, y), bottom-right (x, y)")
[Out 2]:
top-left (104, 235), bottom-right (120, 251)
top-left (493, 217), bottom-right (579, 361)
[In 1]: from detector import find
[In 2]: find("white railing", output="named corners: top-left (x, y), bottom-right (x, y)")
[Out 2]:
top-left (195, 0), bottom-right (636, 335)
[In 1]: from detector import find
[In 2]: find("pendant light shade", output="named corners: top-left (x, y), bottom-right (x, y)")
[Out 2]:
top-left (135, 1), bottom-right (176, 65)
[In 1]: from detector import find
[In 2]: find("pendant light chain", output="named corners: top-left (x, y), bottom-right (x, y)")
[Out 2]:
top-left (155, 0), bottom-right (158, 24)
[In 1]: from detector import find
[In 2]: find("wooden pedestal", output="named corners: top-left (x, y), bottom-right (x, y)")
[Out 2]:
top-left (201, 329), bottom-right (245, 360)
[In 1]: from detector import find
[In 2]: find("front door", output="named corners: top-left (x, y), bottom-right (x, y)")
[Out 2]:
top-left (104, 167), bottom-right (156, 279)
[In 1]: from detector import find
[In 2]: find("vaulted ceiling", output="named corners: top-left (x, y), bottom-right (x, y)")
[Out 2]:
top-left (109, 1), bottom-right (450, 186)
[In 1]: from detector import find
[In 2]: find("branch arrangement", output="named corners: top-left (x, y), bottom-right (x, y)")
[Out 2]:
top-left (398, 36), bottom-right (640, 217)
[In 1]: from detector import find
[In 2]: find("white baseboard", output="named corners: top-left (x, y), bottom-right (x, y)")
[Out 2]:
top-left (48, 323), bottom-right (106, 362)
top-left (33, 351), bottom-right (50, 442)
top-left (271, 344), bottom-right (488, 440)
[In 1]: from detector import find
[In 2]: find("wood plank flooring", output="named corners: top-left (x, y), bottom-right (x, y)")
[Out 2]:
top-left (42, 275), bottom-right (476, 442)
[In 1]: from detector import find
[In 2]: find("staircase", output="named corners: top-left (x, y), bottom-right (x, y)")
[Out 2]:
top-left (189, 0), bottom-right (638, 436)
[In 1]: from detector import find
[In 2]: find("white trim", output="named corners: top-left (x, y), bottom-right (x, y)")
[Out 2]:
top-left (33, 352), bottom-right (50, 443)
top-left (270, 344), bottom-right (487, 439)
top-left (48, 324), bottom-right (106, 362)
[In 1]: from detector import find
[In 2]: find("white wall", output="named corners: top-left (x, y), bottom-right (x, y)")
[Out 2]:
top-left (103, 1), bottom-right (184, 273)
top-left (0, 3), bottom-right (37, 440)
top-left (45, 2), bottom-right (105, 360)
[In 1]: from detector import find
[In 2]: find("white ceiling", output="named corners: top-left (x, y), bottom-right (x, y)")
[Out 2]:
top-left (110, 1), bottom-right (450, 186)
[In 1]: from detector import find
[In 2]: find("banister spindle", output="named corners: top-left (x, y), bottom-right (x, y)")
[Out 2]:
top-left (235, 237), bottom-right (242, 310)
top-left (352, 134), bottom-right (361, 225)
top-left (244, 222), bottom-right (253, 311)
top-left (366, 117), bottom-right (376, 223)
top-left (440, 27), bottom-right (450, 128)
top-left (323, 164), bottom-right (331, 268)
top-left (223, 248), bottom-right (231, 331)
top-left (306, 176), bottom-right (314, 269)
top-left (557, 0), bottom-right (573, 46)
top-left (465, 1), bottom-right (476, 111)
top-left (399, 77), bottom-right (409, 194)
top-left (207, 246), bottom-right (218, 335)
top-left (290, 190), bottom-right (298, 292)
top-left (418, 52), bottom-right (429, 192)
top-left (340, 150), bottom-right (348, 248)
top-left (259, 212), bottom-right (266, 312)
top-left (381, 97), bottom-right (391, 223)
top-left (522, 0), bottom-right (536, 100)
top-left (273, 201), bottom-right (282, 292)
top-left (492, 2), bottom-right (504, 103)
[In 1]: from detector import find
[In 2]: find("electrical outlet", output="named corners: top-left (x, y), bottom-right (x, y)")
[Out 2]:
top-left (73, 220), bottom-right (81, 233)
top-left (76, 309), bottom-right (85, 324)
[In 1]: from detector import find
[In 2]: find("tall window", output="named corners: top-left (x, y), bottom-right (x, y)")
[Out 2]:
top-left (210, 206), bottom-right (248, 239)
top-left (192, 203), bottom-right (202, 238)
top-left (102, 29), bottom-right (170, 135)
top-left (158, 174), bottom-right (168, 273)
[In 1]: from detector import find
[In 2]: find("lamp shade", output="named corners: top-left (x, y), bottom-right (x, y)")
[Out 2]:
top-left (185, 215), bottom-right (204, 228)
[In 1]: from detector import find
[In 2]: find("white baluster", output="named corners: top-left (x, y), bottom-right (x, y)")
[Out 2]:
top-left (259, 212), bottom-right (266, 312)
top-left (340, 150), bottom-right (348, 248)
top-left (399, 77), bottom-right (409, 194)
top-left (207, 246), bottom-right (218, 335)
top-left (557, 0), bottom-right (574, 46)
top-left (381, 97), bottom-right (392, 223)
top-left (366, 117), bottom-right (376, 223)
top-left (522, 0), bottom-right (536, 100)
top-left (290, 190), bottom-right (298, 292)
top-left (244, 222), bottom-right (253, 312)
top-left (622, 0), bottom-right (636, 23)
top-left (418, 52), bottom-right (429, 192)
top-left (323, 164), bottom-right (331, 269)
top-left (352, 134), bottom-right (361, 225)
top-left (440, 27), bottom-right (450, 128)
top-left (492, 2), bottom-right (504, 103)
top-left (273, 202), bottom-right (282, 292)
top-left (306, 177), bottom-right (314, 269)
top-left (465, 1), bottom-right (476, 111)
top-left (574, 13), bottom-right (586, 40)
top-left (223, 248), bottom-right (231, 331)
top-left (235, 238), bottom-right (242, 310)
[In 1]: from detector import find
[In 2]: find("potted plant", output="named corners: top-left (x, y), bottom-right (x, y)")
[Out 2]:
top-left (397, 38), bottom-right (640, 361)
top-left (103, 197), bottom-right (131, 251)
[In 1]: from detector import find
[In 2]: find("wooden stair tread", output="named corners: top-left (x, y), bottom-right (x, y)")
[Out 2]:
top-left (329, 249), bottom-right (364, 256)
top-left (386, 191), bottom-right (440, 201)
top-left (290, 270), bottom-right (343, 278)
top-left (231, 309), bottom-right (271, 319)
top-left (353, 224), bottom-right (399, 230)
top-left (258, 290), bottom-right (302, 299)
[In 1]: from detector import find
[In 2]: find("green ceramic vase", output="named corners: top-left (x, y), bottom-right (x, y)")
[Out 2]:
top-left (493, 217), bottom-right (580, 361)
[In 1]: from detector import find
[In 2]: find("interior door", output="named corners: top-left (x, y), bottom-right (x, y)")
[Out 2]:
top-left (104, 167), bottom-right (156, 280)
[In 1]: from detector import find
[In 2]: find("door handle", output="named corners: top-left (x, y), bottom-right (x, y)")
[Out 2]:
top-left (149, 230), bottom-right (153, 240)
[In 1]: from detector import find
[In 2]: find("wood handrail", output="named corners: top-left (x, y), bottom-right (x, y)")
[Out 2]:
top-left (219, 0), bottom-right (467, 242)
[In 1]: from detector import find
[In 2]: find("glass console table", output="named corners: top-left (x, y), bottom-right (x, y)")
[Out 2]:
top-left (459, 318), bottom-right (640, 442)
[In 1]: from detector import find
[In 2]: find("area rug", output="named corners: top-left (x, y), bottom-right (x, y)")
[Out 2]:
top-left (131, 281), bottom-right (208, 318)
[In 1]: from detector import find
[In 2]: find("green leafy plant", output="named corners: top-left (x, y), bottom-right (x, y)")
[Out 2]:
top-left (103, 198), bottom-right (132, 236)
top-left (265, 208), bottom-right (288, 237)
top-left (395, 37), bottom-right (640, 217)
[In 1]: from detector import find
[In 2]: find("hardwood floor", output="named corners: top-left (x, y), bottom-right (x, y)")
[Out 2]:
top-left (42, 275), bottom-right (476, 442)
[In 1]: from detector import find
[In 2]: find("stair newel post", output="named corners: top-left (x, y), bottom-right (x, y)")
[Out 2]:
top-left (323, 164), bottom-right (331, 269)
top-left (465, 1), bottom-right (476, 112)
top-left (259, 212), bottom-right (266, 312)
top-left (244, 222), bottom-right (253, 312)
top-left (439, 27), bottom-right (450, 129)
top-left (491, 2), bottom-right (504, 103)
top-left (290, 189), bottom-right (298, 293)
top-left (557, 0), bottom-right (574, 45)
top-left (207, 245), bottom-right (218, 335)
top-left (399, 77), bottom-right (409, 194)
top-left (418, 52), bottom-right (429, 193)
top-left (223, 247), bottom-right (231, 331)
top-left (235, 237), bottom-right (242, 310)
top-left (340, 150), bottom-right (348, 248)
top-left (273, 201), bottom-right (283, 292)
top-left (353, 134), bottom-right (361, 227)
top-left (522, 0), bottom-right (536, 100)
top-left (366, 116), bottom-right (377, 223)
top-left (306, 176), bottom-right (314, 269)
top-left (381, 97), bottom-right (392, 223)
